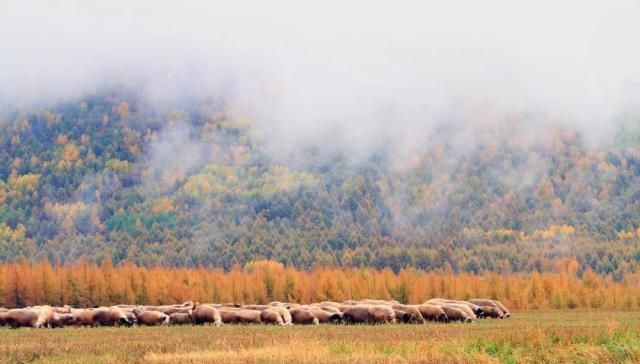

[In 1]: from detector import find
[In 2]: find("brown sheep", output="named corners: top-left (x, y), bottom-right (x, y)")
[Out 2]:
top-left (289, 308), bottom-right (319, 325)
top-left (467, 299), bottom-right (496, 315)
top-left (32, 306), bottom-right (55, 328)
top-left (3, 309), bottom-right (39, 328)
top-left (270, 306), bottom-right (293, 325)
top-left (70, 308), bottom-right (99, 327)
top-left (367, 305), bottom-right (396, 324)
top-left (341, 305), bottom-right (395, 324)
top-left (192, 304), bottom-right (222, 326)
top-left (341, 305), bottom-right (371, 324)
top-left (134, 309), bottom-right (169, 326)
top-left (307, 308), bottom-right (343, 324)
top-left (125, 310), bottom-right (138, 325)
top-left (51, 313), bottom-right (76, 328)
top-left (218, 308), bottom-right (263, 324)
top-left (468, 299), bottom-right (511, 318)
top-left (392, 304), bottom-right (425, 324)
top-left (394, 309), bottom-right (411, 323)
top-left (92, 306), bottom-right (133, 326)
top-left (493, 300), bottom-right (511, 318)
top-left (217, 308), bottom-right (240, 324)
top-left (426, 299), bottom-right (484, 317)
top-left (431, 302), bottom-right (477, 321)
top-left (439, 306), bottom-right (472, 323)
top-left (417, 304), bottom-right (448, 322)
top-left (20, 306), bottom-right (54, 328)
top-left (260, 308), bottom-right (284, 325)
top-left (480, 306), bottom-right (503, 319)
top-left (169, 312), bottom-right (193, 325)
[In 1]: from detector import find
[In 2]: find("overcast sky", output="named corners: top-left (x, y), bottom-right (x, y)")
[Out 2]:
top-left (2, 0), bottom-right (639, 152)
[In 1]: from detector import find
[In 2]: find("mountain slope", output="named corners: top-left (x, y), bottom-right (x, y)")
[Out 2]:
top-left (1, 92), bottom-right (640, 277)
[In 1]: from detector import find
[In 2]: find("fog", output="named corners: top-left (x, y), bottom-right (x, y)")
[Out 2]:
top-left (2, 0), bottom-right (640, 159)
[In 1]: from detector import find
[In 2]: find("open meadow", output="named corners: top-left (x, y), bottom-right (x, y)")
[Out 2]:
top-left (2, 310), bottom-right (640, 364)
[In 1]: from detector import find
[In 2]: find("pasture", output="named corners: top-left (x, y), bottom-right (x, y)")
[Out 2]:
top-left (2, 310), bottom-right (640, 364)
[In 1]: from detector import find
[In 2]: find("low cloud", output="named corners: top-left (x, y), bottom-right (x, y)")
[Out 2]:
top-left (143, 123), bottom-right (208, 191)
top-left (1, 0), bottom-right (639, 161)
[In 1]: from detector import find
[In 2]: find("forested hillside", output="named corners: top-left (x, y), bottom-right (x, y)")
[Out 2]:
top-left (1, 92), bottom-right (640, 277)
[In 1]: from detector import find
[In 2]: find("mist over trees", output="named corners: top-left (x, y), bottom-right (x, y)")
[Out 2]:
top-left (1, 92), bottom-right (640, 278)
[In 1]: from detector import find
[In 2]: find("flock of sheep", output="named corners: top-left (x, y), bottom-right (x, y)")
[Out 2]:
top-left (0, 298), bottom-right (510, 328)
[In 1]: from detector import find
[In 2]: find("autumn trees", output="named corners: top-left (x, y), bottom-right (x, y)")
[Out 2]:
top-left (1, 92), bottom-right (640, 278)
top-left (1, 259), bottom-right (640, 310)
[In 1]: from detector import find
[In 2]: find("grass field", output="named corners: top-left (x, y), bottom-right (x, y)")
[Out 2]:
top-left (2, 311), bottom-right (640, 363)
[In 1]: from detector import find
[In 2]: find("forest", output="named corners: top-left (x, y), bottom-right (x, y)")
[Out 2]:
top-left (0, 258), bottom-right (637, 310)
top-left (0, 92), bottom-right (640, 279)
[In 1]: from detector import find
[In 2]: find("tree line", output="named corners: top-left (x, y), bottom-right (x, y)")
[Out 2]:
top-left (1, 258), bottom-right (638, 310)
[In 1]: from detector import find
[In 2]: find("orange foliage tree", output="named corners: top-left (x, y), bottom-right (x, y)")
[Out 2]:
top-left (1, 258), bottom-right (640, 309)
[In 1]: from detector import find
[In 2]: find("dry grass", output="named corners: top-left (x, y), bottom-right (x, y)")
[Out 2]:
top-left (2, 311), bottom-right (640, 363)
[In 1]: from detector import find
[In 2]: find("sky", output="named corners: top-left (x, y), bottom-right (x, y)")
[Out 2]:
top-left (1, 0), bottom-right (640, 155)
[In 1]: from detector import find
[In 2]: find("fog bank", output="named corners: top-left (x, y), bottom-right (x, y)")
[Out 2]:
top-left (2, 0), bottom-right (640, 157)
